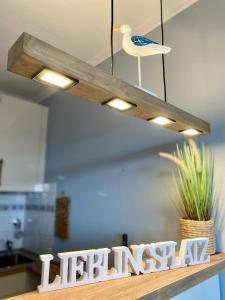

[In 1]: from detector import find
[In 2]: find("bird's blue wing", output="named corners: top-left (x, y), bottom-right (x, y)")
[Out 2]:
top-left (131, 36), bottom-right (159, 46)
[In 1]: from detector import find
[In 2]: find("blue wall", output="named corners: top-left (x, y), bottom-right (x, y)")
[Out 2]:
top-left (44, 91), bottom-right (181, 252)
top-left (44, 0), bottom-right (225, 297)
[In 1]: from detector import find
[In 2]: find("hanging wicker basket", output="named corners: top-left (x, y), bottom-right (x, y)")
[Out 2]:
top-left (180, 218), bottom-right (216, 255)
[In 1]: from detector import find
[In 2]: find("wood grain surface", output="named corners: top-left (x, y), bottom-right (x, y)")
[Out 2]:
top-left (7, 253), bottom-right (225, 300)
top-left (55, 195), bottom-right (70, 240)
top-left (7, 32), bottom-right (210, 134)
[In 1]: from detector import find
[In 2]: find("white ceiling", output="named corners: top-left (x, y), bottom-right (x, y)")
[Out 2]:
top-left (0, 0), bottom-right (197, 102)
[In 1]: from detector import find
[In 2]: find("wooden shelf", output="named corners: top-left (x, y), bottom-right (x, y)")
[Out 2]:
top-left (7, 253), bottom-right (225, 300)
top-left (7, 32), bottom-right (210, 134)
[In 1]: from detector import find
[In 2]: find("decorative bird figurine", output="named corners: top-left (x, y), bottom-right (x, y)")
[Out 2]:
top-left (114, 24), bottom-right (171, 93)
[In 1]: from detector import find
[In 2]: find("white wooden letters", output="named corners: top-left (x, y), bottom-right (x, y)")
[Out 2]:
top-left (38, 238), bottom-right (210, 293)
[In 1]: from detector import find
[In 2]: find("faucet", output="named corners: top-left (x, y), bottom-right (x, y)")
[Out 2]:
top-left (6, 240), bottom-right (13, 253)
top-left (12, 218), bottom-right (21, 229)
top-left (12, 218), bottom-right (23, 238)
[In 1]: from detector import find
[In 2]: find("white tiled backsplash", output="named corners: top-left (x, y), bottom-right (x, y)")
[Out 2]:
top-left (0, 183), bottom-right (56, 254)
top-left (0, 194), bottom-right (26, 251)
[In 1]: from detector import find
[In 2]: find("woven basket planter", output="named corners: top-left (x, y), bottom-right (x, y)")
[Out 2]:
top-left (180, 218), bottom-right (216, 255)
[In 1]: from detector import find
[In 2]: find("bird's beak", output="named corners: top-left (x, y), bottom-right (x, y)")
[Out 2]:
top-left (114, 27), bottom-right (121, 33)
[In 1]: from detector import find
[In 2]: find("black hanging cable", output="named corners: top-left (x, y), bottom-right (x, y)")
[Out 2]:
top-left (110, 0), bottom-right (114, 76)
top-left (160, 0), bottom-right (167, 103)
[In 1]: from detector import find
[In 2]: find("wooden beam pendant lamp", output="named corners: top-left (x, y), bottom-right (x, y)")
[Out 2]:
top-left (7, 32), bottom-right (210, 134)
top-left (7, 0), bottom-right (210, 135)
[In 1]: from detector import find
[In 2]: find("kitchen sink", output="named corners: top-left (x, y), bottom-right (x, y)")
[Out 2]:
top-left (0, 252), bottom-right (34, 268)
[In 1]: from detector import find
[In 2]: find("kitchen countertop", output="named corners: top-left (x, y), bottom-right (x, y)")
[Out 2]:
top-left (5, 252), bottom-right (225, 300)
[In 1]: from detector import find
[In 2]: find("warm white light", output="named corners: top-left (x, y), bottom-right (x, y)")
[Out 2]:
top-left (104, 98), bottom-right (134, 111)
top-left (180, 129), bottom-right (201, 136)
top-left (34, 68), bottom-right (75, 89)
top-left (148, 116), bottom-right (175, 126)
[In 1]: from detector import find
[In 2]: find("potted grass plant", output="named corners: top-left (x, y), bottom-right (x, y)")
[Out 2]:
top-left (159, 139), bottom-right (215, 255)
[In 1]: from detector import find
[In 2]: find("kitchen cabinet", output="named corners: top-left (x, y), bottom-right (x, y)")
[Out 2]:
top-left (0, 95), bottom-right (48, 192)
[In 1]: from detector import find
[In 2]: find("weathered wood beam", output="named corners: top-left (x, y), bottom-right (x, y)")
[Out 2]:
top-left (8, 32), bottom-right (210, 134)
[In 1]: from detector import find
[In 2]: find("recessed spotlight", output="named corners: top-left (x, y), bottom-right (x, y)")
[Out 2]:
top-left (103, 98), bottom-right (136, 111)
top-left (179, 129), bottom-right (202, 136)
top-left (148, 116), bottom-right (175, 126)
top-left (33, 68), bottom-right (77, 89)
